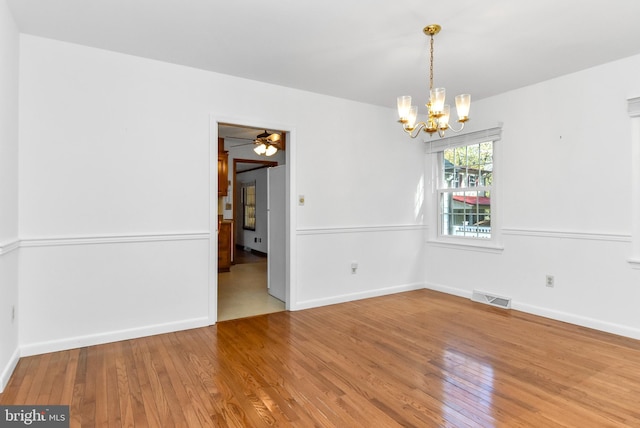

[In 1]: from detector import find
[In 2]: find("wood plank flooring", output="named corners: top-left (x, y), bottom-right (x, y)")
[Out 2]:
top-left (2, 289), bottom-right (640, 427)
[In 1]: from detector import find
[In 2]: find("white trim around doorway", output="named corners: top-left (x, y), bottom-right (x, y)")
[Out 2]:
top-left (208, 115), bottom-right (297, 325)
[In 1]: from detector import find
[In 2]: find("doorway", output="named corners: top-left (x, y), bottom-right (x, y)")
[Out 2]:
top-left (215, 123), bottom-right (288, 321)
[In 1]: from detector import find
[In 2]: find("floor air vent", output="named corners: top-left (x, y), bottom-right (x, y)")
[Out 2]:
top-left (471, 290), bottom-right (512, 309)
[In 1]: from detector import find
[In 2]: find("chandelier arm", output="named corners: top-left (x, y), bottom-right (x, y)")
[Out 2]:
top-left (404, 122), bottom-right (428, 138)
top-left (446, 121), bottom-right (467, 133)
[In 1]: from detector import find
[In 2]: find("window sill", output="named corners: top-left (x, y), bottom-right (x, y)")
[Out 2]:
top-left (426, 237), bottom-right (504, 254)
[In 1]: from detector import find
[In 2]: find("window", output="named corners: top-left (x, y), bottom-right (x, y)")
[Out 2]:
top-left (427, 127), bottom-right (501, 246)
top-left (242, 182), bottom-right (256, 230)
top-left (440, 141), bottom-right (493, 238)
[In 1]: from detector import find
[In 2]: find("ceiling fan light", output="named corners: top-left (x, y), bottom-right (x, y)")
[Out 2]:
top-left (265, 145), bottom-right (278, 156)
top-left (254, 143), bottom-right (267, 155)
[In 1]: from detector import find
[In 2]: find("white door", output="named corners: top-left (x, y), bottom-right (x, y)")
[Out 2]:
top-left (267, 165), bottom-right (286, 302)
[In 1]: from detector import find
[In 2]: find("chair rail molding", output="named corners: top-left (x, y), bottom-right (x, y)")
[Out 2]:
top-left (0, 238), bottom-right (20, 255)
top-left (628, 96), bottom-right (640, 269)
top-left (502, 228), bottom-right (631, 242)
top-left (17, 232), bottom-right (210, 248)
top-left (296, 224), bottom-right (426, 236)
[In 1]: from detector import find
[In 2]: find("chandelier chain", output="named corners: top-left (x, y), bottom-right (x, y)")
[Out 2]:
top-left (429, 35), bottom-right (434, 91)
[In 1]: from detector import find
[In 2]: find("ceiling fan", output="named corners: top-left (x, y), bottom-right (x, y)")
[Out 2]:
top-left (254, 130), bottom-right (282, 145)
top-left (253, 130), bottom-right (284, 156)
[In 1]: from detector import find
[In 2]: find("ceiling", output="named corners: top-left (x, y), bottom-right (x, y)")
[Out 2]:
top-left (7, 0), bottom-right (640, 108)
top-left (218, 124), bottom-right (276, 143)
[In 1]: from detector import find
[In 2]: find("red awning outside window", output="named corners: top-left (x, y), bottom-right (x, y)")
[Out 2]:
top-left (451, 195), bottom-right (490, 205)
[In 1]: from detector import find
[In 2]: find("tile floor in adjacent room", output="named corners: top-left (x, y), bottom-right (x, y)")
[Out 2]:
top-left (217, 249), bottom-right (285, 322)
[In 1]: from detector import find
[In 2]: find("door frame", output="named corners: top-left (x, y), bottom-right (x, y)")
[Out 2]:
top-left (209, 115), bottom-right (297, 324)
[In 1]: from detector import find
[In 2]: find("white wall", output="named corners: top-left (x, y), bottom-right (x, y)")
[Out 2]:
top-left (19, 239), bottom-right (209, 355)
top-left (0, 0), bottom-right (20, 392)
top-left (17, 35), bottom-right (426, 356)
top-left (425, 53), bottom-right (640, 339)
top-left (296, 226), bottom-right (426, 309)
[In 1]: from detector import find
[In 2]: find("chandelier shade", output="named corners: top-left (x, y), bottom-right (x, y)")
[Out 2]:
top-left (397, 24), bottom-right (470, 139)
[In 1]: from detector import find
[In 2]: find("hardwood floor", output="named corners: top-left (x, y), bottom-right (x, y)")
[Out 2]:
top-left (2, 289), bottom-right (640, 427)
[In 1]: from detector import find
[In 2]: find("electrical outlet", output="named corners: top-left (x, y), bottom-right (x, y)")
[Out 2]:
top-left (351, 261), bottom-right (358, 274)
top-left (546, 275), bottom-right (554, 287)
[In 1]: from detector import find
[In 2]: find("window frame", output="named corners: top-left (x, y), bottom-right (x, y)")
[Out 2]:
top-left (425, 126), bottom-right (503, 252)
top-left (438, 141), bottom-right (493, 239)
top-left (242, 181), bottom-right (257, 231)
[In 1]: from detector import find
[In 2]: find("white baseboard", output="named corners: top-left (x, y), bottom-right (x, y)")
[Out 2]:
top-left (424, 282), bottom-right (473, 300)
top-left (0, 347), bottom-right (20, 393)
top-left (425, 282), bottom-right (640, 341)
top-left (20, 317), bottom-right (210, 357)
top-left (293, 282), bottom-right (425, 311)
top-left (512, 302), bottom-right (640, 341)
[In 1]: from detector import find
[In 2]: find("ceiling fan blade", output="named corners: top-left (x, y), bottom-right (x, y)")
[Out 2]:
top-left (266, 133), bottom-right (281, 143)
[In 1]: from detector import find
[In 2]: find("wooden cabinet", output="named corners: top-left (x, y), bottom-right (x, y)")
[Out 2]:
top-left (218, 151), bottom-right (228, 196)
top-left (217, 137), bottom-right (232, 270)
top-left (218, 220), bottom-right (233, 272)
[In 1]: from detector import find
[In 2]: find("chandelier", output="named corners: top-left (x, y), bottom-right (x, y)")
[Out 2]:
top-left (397, 24), bottom-right (470, 138)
